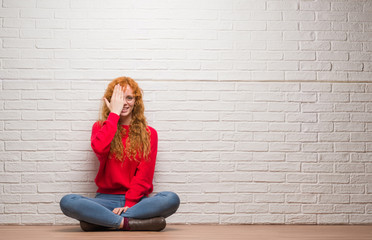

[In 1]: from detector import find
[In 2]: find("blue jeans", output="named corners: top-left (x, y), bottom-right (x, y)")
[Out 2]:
top-left (60, 191), bottom-right (180, 229)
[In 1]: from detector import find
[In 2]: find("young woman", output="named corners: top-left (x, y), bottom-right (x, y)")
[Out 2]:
top-left (60, 76), bottom-right (180, 231)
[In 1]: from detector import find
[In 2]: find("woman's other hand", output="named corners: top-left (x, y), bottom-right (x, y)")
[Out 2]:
top-left (104, 84), bottom-right (125, 115)
top-left (112, 206), bottom-right (130, 215)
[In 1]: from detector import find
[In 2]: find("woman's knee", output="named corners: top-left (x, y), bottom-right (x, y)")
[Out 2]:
top-left (59, 194), bottom-right (80, 212)
top-left (160, 191), bottom-right (180, 211)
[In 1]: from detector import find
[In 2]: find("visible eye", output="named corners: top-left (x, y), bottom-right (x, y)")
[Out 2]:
top-left (126, 96), bottom-right (134, 101)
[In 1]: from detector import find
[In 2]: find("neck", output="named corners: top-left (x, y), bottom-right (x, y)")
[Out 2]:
top-left (119, 116), bottom-right (131, 126)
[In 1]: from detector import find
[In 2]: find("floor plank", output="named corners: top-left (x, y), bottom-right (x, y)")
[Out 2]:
top-left (0, 225), bottom-right (371, 240)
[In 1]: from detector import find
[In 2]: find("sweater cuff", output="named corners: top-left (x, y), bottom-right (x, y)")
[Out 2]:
top-left (107, 112), bottom-right (120, 124)
top-left (125, 200), bottom-right (137, 208)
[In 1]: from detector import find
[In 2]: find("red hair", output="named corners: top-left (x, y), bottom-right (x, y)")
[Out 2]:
top-left (99, 76), bottom-right (150, 162)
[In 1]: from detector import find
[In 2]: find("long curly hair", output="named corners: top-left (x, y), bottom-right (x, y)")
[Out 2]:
top-left (99, 76), bottom-right (150, 162)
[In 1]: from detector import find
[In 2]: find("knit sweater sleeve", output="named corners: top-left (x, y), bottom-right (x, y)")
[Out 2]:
top-left (91, 113), bottom-right (120, 160)
top-left (124, 127), bottom-right (158, 208)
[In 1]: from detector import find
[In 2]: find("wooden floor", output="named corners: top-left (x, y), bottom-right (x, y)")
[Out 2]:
top-left (0, 224), bottom-right (371, 240)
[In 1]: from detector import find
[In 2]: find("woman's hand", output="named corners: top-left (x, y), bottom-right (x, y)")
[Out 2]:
top-left (112, 206), bottom-right (130, 215)
top-left (104, 84), bottom-right (125, 116)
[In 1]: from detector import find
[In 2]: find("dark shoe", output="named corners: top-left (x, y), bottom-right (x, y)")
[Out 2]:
top-left (80, 221), bottom-right (111, 232)
top-left (128, 217), bottom-right (166, 231)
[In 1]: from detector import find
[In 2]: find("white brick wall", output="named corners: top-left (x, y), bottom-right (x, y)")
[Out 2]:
top-left (1, 0), bottom-right (372, 225)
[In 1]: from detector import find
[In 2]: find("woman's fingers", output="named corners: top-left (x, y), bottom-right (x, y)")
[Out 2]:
top-left (118, 85), bottom-right (123, 101)
top-left (112, 207), bottom-right (130, 215)
top-left (113, 84), bottom-right (118, 99)
top-left (106, 84), bottom-right (125, 115)
top-left (104, 97), bottom-right (111, 110)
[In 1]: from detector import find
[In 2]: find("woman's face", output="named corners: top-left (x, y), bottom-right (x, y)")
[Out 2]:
top-left (120, 85), bottom-right (136, 118)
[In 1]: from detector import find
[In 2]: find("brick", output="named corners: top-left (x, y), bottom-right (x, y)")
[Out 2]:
top-left (234, 21), bottom-right (266, 31)
top-left (21, 174), bottom-right (54, 183)
top-left (302, 123), bottom-right (333, 132)
top-left (300, 62), bottom-right (331, 71)
top-left (221, 215), bottom-right (252, 224)
top-left (318, 12), bottom-right (347, 22)
top-left (300, 1), bottom-right (330, 10)
top-left (254, 194), bottom-right (285, 203)
top-left (0, 131), bottom-right (21, 141)
top-left (269, 123), bottom-right (301, 132)
top-left (286, 214), bottom-right (317, 224)
top-left (203, 183), bottom-right (235, 193)
top-left (301, 184), bottom-right (332, 194)
top-left (302, 163), bottom-right (333, 173)
top-left (318, 215), bottom-right (348, 224)
top-left (5, 163), bottom-right (37, 172)
top-left (332, 42), bottom-right (362, 51)
top-left (269, 143), bottom-right (300, 152)
top-left (253, 132), bottom-right (284, 142)
top-left (351, 153), bottom-right (372, 163)
top-left (38, 204), bottom-right (61, 214)
top-left (252, 112), bottom-right (285, 122)
top-left (0, 215), bottom-right (20, 224)
top-left (0, 174), bottom-right (21, 183)
top-left (3, 0), bottom-right (36, 8)
top-left (319, 195), bottom-right (349, 204)
top-left (6, 142), bottom-right (37, 151)
top-left (188, 174), bottom-right (219, 183)
top-left (267, 41), bottom-right (298, 51)
top-left (252, 173), bottom-right (285, 183)
top-left (319, 174), bottom-right (349, 184)
top-left (335, 103), bottom-right (364, 112)
top-left (37, 183), bottom-right (70, 193)
top-left (302, 204), bottom-right (333, 213)
top-left (350, 215), bottom-right (372, 224)
top-left (351, 93), bottom-right (372, 102)
top-left (284, 51), bottom-right (315, 61)
top-left (22, 152), bottom-right (54, 161)
top-left (253, 153), bottom-right (284, 162)
top-left (0, 152), bottom-right (21, 161)
top-left (236, 103), bottom-right (267, 112)
top-left (270, 204), bottom-right (301, 214)
top-left (319, 113), bottom-right (350, 122)
top-left (300, 41), bottom-right (331, 51)
top-left (319, 133), bottom-right (350, 142)
top-left (22, 111), bottom-right (53, 121)
top-left (269, 183), bottom-right (300, 193)
top-left (236, 204), bottom-right (268, 214)
top-left (236, 142), bottom-right (268, 152)
top-left (0, 112), bottom-right (21, 120)
top-left (319, 72), bottom-right (348, 81)
top-left (303, 143), bottom-right (334, 152)
top-left (335, 143), bottom-right (365, 152)
top-left (286, 133), bottom-right (317, 142)
top-left (335, 122), bottom-right (364, 132)
top-left (351, 195), bottom-right (372, 203)
top-left (284, 31), bottom-right (314, 41)
top-left (21, 214), bottom-right (54, 224)
top-left (334, 185), bottom-right (365, 194)
top-left (253, 214), bottom-right (285, 224)
top-left (287, 93), bottom-right (317, 102)
top-left (284, 11), bottom-right (314, 21)
top-left (300, 22), bottom-right (330, 31)
top-left (287, 174), bottom-right (317, 183)
top-left (335, 204), bottom-right (365, 214)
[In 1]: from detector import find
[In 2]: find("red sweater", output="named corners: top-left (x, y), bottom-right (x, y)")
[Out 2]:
top-left (90, 112), bottom-right (158, 208)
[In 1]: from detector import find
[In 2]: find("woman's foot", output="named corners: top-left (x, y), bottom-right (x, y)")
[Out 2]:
top-left (127, 217), bottom-right (166, 231)
top-left (80, 221), bottom-right (111, 231)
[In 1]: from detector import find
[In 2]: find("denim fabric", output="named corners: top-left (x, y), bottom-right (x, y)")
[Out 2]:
top-left (60, 191), bottom-right (180, 229)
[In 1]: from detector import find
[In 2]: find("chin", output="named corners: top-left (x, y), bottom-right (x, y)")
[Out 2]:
top-left (120, 112), bottom-right (132, 117)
